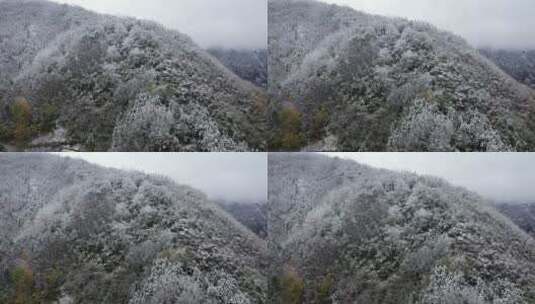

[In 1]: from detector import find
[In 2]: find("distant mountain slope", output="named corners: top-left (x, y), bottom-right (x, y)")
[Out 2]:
top-left (0, 0), bottom-right (267, 152)
top-left (496, 202), bottom-right (535, 239)
top-left (268, 0), bottom-right (535, 152)
top-left (268, 153), bottom-right (535, 303)
top-left (208, 48), bottom-right (268, 88)
top-left (217, 201), bottom-right (268, 238)
top-left (479, 48), bottom-right (535, 90)
top-left (0, 154), bottom-right (267, 303)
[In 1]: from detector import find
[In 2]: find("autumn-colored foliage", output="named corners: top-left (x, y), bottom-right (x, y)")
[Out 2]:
top-left (310, 106), bottom-right (329, 141)
top-left (39, 102), bottom-right (59, 133)
top-left (11, 97), bottom-right (33, 148)
top-left (10, 264), bottom-right (35, 304)
top-left (280, 266), bottom-right (304, 304)
top-left (276, 107), bottom-right (305, 151)
top-left (315, 273), bottom-right (334, 304)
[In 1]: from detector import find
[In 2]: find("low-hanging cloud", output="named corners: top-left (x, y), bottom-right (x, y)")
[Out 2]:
top-left (57, 153), bottom-right (267, 203)
top-left (51, 0), bottom-right (267, 49)
top-left (322, 0), bottom-right (535, 49)
top-left (325, 153), bottom-right (535, 204)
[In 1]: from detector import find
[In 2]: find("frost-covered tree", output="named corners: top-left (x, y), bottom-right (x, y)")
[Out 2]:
top-left (111, 94), bottom-right (178, 152)
top-left (422, 266), bottom-right (525, 304)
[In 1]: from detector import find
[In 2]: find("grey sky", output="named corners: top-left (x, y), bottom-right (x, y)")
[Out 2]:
top-left (57, 153), bottom-right (267, 203)
top-left (51, 0), bottom-right (267, 49)
top-left (325, 153), bottom-right (535, 203)
top-left (322, 0), bottom-right (535, 49)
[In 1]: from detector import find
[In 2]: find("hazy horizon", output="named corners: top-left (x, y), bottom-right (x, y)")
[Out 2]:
top-left (50, 0), bottom-right (267, 50)
top-left (322, 0), bottom-right (535, 50)
top-left (325, 153), bottom-right (535, 204)
top-left (56, 153), bottom-right (267, 204)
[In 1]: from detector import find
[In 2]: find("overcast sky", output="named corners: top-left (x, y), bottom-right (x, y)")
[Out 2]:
top-left (51, 0), bottom-right (267, 49)
top-left (57, 153), bottom-right (267, 203)
top-left (322, 0), bottom-right (535, 49)
top-left (325, 153), bottom-right (535, 203)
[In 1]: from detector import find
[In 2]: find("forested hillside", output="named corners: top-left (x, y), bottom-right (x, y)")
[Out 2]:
top-left (268, 0), bottom-right (535, 152)
top-left (479, 48), bottom-right (535, 90)
top-left (217, 201), bottom-right (268, 239)
top-left (268, 153), bottom-right (535, 303)
top-left (0, 154), bottom-right (267, 303)
top-left (0, 0), bottom-right (267, 152)
top-left (208, 48), bottom-right (268, 89)
top-left (497, 202), bottom-right (535, 239)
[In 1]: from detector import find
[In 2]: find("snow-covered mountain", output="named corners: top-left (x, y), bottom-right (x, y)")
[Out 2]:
top-left (268, 0), bottom-right (535, 152)
top-left (0, 154), bottom-right (267, 303)
top-left (0, 0), bottom-right (267, 152)
top-left (268, 153), bottom-right (535, 303)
